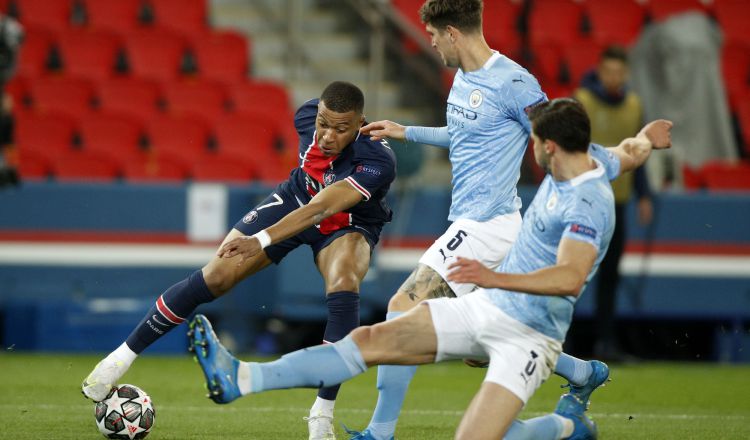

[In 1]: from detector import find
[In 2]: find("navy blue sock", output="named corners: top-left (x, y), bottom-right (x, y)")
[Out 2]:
top-left (317, 291), bottom-right (360, 400)
top-left (126, 270), bottom-right (215, 354)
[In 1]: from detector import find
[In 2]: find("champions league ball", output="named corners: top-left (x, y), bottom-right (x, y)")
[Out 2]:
top-left (94, 384), bottom-right (155, 439)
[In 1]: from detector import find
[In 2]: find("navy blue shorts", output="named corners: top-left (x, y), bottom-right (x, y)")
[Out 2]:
top-left (233, 183), bottom-right (382, 264)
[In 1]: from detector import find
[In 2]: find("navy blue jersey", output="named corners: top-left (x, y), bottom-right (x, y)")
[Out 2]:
top-left (287, 99), bottom-right (397, 234)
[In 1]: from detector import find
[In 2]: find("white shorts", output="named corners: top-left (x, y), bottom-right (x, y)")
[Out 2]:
top-left (419, 212), bottom-right (522, 296)
top-left (426, 290), bottom-right (562, 403)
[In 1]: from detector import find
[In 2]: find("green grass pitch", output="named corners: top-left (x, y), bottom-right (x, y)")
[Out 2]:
top-left (1, 352), bottom-right (749, 439)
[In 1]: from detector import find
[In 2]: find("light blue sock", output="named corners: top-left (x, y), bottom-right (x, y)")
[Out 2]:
top-left (366, 311), bottom-right (417, 440)
top-left (504, 415), bottom-right (565, 440)
top-left (249, 335), bottom-right (367, 393)
top-left (555, 353), bottom-right (592, 386)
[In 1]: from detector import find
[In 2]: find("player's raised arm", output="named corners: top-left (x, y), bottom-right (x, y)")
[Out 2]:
top-left (361, 121), bottom-right (452, 148)
top-left (217, 181), bottom-right (364, 262)
top-left (447, 238), bottom-right (597, 297)
top-left (608, 119), bottom-right (673, 174)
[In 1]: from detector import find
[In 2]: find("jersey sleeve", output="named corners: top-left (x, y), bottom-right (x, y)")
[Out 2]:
top-left (294, 99), bottom-right (319, 140)
top-left (588, 143), bottom-right (621, 181)
top-left (344, 142), bottom-right (396, 201)
top-left (561, 192), bottom-right (610, 250)
top-left (499, 72), bottom-right (548, 133)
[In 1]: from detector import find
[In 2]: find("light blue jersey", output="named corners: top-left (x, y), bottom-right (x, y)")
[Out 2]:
top-left (488, 144), bottom-right (620, 341)
top-left (443, 52), bottom-right (546, 222)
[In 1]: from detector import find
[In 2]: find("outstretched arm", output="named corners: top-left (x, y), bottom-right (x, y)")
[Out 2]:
top-left (608, 119), bottom-right (673, 174)
top-left (447, 238), bottom-right (597, 297)
top-left (361, 121), bottom-right (451, 148)
top-left (218, 181), bottom-right (363, 262)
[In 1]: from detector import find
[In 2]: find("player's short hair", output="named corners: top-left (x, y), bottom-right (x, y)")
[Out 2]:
top-left (320, 81), bottom-right (365, 114)
top-left (601, 45), bottom-right (629, 64)
top-left (528, 98), bottom-right (591, 153)
top-left (419, 0), bottom-right (483, 33)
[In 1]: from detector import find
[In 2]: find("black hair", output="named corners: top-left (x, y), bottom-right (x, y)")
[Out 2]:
top-left (419, 0), bottom-right (483, 33)
top-left (320, 81), bottom-right (365, 114)
top-left (601, 45), bottom-right (628, 64)
top-left (528, 98), bottom-right (591, 153)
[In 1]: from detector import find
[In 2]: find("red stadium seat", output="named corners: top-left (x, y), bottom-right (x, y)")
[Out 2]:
top-left (80, 113), bottom-right (145, 163)
top-left (563, 41), bottom-right (603, 87)
top-left (146, 115), bottom-right (210, 167)
top-left (15, 0), bottom-right (74, 32)
top-left (29, 76), bottom-right (95, 118)
top-left (647, 0), bottom-right (707, 22)
top-left (213, 113), bottom-right (281, 178)
top-left (4, 75), bottom-right (30, 110)
top-left (97, 77), bottom-right (163, 123)
top-left (16, 112), bottom-right (76, 161)
top-left (715, 0), bottom-right (750, 45)
top-left (483, 0), bottom-right (521, 52)
top-left (122, 156), bottom-right (187, 182)
top-left (701, 161), bottom-right (750, 191)
top-left (17, 148), bottom-right (52, 180)
top-left (52, 150), bottom-right (120, 182)
top-left (190, 155), bottom-right (256, 183)
top-left (392, 0), bottom-right (431, 52)
top-left (190, 30), bottom-right (249, 83)
top-left (720, 41), bottom-right (750, 111)
top-left (149, 0), bottom-right (208, 35)
top-left (529, 0), bottom-right (585, 47)
top-left (162, 80), bottom-right (227, 124)
top-left (84, 0), bottom-right (144, 34)
top-left (528, 42), bottom-right (564, 85)
top-left (682, 164), bottom-right (703, 190)
top-left (586, 0), bottom-right (646, 46)
top-left (57, 30), bottom-right (121, 81)
top-left (17, 28), bottom-right (54, 77)
top-left (124, 29), bottom-right (187, 82)
top-left (228, 80), bottom-right (293, 116)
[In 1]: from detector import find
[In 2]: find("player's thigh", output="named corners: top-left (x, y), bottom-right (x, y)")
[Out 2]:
top-left (201, 228), bottom-right (273, 296)
top-left (455, 382), bottom-right (523, 440)
top-left (352, 303), bottom-right (438, 366)
top-left (315, 231), bottom-right (371, 294)
top-left (419, 213), bottom-right (521, 297)
top-left (389, 263), bottom-right (455, 311)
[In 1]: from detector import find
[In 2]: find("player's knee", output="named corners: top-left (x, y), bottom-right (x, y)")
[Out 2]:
top-left (201, 264), bottom-right (236, 296)
top-left (325, 273), bottom-right (361, 293)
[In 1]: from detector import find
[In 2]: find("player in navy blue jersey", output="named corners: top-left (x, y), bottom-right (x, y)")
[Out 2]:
top-left (82, 81), bottom-right (396, 440)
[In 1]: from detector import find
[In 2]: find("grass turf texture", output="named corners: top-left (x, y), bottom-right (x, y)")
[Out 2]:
top-left (1, 352), bottom-right (749, 439)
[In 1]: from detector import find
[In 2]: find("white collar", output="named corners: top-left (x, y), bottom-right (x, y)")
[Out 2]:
top-left (567, 158), bottom-right (605, 187)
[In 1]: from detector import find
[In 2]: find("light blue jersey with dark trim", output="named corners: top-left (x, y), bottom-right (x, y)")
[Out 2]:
top-left (446, 52), bottom-right (546, 221)
top-left (488, 144), bottom-right (620, 341)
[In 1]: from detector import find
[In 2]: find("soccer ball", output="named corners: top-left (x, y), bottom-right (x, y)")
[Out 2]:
top-left (94, 384), bottom-right (155, 439)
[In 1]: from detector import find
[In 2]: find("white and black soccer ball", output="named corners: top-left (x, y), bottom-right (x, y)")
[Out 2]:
top-left (94, 384), bottom-right (155, 440)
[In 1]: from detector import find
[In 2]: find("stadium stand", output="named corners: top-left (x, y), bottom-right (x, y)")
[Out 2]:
top-left (79, 113), bottom-right (145, 164)
top-left (122, 156), bottom-right (187, 183)
top-left (51, 150), bottom-right (120, 182)
top-left (162, 79), bottom-right (228, 124)
top-left (16, 27), bottom-right (54, 77)
top-left (29, 76), bottom-right (95, 119)
top-left (146, 115), bottom-right (211, 168)
top-left (585, 0), bottom-right (646, 46)
top-left (714, 0), bottom-right (750, 45)
top-left (190, 30), bottom-right (250, 84)
top-left (646, 0), bottom-right (709, 22)
top-left (16, 112), bottom-right (76, 162)
top-left (84, 0), bottom-right (144, 34)
top-left (56, 29), bottom-right (122, 81)
top-left (96, 77), bottom-right (163, 123)
top-left (148, 0), bottom-right (209, 36)
top-left (190, 154), bottom-right (257, 183)
top-left (124, 28), bottom-right (188, 82)
top-left (14, 0), bottom-right (74, 33)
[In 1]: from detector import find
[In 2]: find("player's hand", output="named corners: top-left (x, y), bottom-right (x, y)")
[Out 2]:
top-left (463, 358), bottom-right (489, 368)
top-left (360, 120), bottom-right (406, 141)
top-left (447, 257), bottom-right (498, 287)
top-left (216, 236), bottom-right (262, 264)
top-left (639, 119), bottom-right (673, 150)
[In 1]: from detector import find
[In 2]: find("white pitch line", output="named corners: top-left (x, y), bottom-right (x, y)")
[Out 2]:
top-left (5, 403), bottom-right (748, 421)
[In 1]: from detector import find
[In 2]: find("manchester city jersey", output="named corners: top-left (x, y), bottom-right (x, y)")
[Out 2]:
top-left (488, 144), bottom-right (620, 341)
top-left (287, 99), bottom-right (397, 234)
top-left (446, 52), bottom-right (547, 222)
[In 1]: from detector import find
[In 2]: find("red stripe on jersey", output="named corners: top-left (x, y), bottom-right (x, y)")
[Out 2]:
top-left (156, 296), bottom-right (184, 324)
top-left (345, 176), bottom-right (371, 200)
top-left (301, 132), bottom-right (337, 184)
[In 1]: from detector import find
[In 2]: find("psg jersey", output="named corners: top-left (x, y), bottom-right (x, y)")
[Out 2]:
top-left (286, 99), bottom-right (397, 234)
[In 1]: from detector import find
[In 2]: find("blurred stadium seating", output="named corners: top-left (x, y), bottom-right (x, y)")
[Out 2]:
top-left (6, 0), bottom-right (291, 185)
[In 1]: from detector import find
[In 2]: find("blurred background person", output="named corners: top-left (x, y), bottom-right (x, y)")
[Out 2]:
top-left (0, 12), bottom-right (21, 188)
top-left (574, 45), bottom-right (652, 361)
